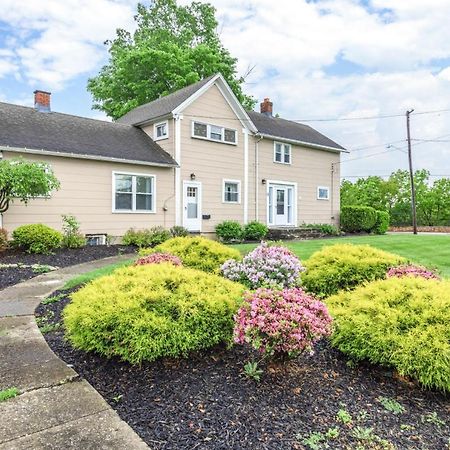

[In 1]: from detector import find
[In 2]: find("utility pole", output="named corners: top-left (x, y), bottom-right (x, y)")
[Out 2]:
top-left (406, 109), bottom-right (418, 235)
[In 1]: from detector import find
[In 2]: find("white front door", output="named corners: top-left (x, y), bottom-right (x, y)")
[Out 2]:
top-left (183, 181), bottom-right (202, 231)
top-left (268, 183), bottom-right (296, 226)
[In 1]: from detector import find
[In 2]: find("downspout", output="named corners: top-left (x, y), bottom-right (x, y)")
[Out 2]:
top-left (254, 134), bottom-right (263, 221)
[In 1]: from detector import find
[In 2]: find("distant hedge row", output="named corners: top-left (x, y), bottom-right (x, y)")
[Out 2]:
top-left (341, 205), bottom-right (389, 234)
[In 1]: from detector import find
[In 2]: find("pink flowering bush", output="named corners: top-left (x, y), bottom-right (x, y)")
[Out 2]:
top-left (234, 288), bottom-right (333, 358)
top-left (221, 242), bottom-right (304, 289)
top-left (387, 264), bottom-right (440, 280)
top-left (134, 252), bottom-right (182, 266)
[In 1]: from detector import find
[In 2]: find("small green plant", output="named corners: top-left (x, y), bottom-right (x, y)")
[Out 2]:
top-left (301, 431), bottom-right (325, 450)
top-left (39, 322), bottom-right (61, 334)
top-left (351, 426), bottom-right (375, 442)
top-left (41, 293), bottom-right (66, 305)
top-left (378, 397), bottom-right (405, 415)
top-left (357, 410), bottom-right (368, 422)
top-left (243, 361), bottom-right (263, 382)
top-left (215, 220), bottom-right (243, 243)
top-left (32, 264), bottom-right (53, 274)
top-left (400, 424), bottom-right (414, 431)
top-left (0, 387), bottom-right (19, 402)
top-left (12, 224), bottom-right (63, 254)
top-left (325, 427), bottom-right (340, 439)
top-left (421, 412), bottom-right (445, 427)
top-left (122, 227), bottom-right (171, 248)
top-left (337, 409), bottom-right (352, 425)
top-left (242, 221), bottom-right (268, 241)
top-left (112, 394), bottom-right (123, 403)
top-left (169, 225), bottom-right (189, 237)
top-left (61, 215), bottom-right (86, 248)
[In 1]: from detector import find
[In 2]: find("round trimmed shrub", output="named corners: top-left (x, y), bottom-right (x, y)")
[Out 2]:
top-left (242, 221), bottom-right (268, 241)
top-left (234, 287), bottom-right (333, 358)
top-left (327, 277), bottom-right (450, 392)
top-left (302, 244), bottom-right (405, 298)
top-left (140, 237), bottom-right (241, 273)
top-left (64, 263), bottom-right (245, 364)
top-left (12, 224), bottom-right (62, 254)
top-left (215, 220), bottom-right (243, 243)
top-left (341, 205), bottom-right (377, 233)
top-left (373, 210), bottom-right (390, 235)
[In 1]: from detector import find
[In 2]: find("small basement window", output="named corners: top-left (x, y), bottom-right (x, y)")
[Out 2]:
top-left (223, 180), bottom-right (240, 203)
top-left (317, 186), bottom-right (330, 200)
top-left (85, 234), bottom-right (107, 246)
top-left (192, 121), bottom-right (237, 144)
top-left (154, 121), bottom-right (168, 140)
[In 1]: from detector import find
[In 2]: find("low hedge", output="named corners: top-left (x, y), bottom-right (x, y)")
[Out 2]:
top-left (302, 244), bottom-right (405, 297)
top-left (327, 277), bottom-right (450, 392)
top-left (140, 236), bottom-right (241, 273)
top-left (242, 221), bottom-right (268, 241)
top-left (373, 210), bottom-right (390, 235)
top-left (64, 264), bottom-right (245, 364)
top-left (12, 224), bottom-right (62, 254)
top-left (340, 205), bottom-right (378, 233)
top-left (122, 226), bottom-right (171, 248)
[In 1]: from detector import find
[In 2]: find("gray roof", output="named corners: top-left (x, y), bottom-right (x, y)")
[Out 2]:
top-left (116, 75), bottom-right (216, 125)
top-left (0, 102), bottom-right (177, 166)
top-left (247, 111), bottom-right (345, 151)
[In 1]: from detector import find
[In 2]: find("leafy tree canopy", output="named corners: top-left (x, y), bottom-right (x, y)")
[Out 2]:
top-left (341, 170), bottom-right (450, 227)
top-left (88, 0), bottom-right (256, 119)
top-left (0, 158), bottom-right (60, 214)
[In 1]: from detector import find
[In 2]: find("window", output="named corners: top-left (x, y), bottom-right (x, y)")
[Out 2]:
top-left (154, 121), bottom-right (168, 140)
top-left (317, 186), bottom-right (330, 200)
top-left (192, 121), bottom-right (237, 145)
top-left (223, 180), bottom-right (240, 203)
top-left (274, 142), bottom-right (291, 164)
top-left (113, 173), bottom-right (155, 212)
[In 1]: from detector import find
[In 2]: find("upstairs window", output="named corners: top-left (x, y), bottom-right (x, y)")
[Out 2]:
top-left (317, 186), bottom-right (330, 200)
top-left (192, 121), bottom-right (237, 145)
top-left (154, 121), bottom-right (168, 140)
top-left (113, 172), bottom-right (155, 213)
top-left (223, 180), bottom-right (240, 203)
top-left (274, 142), bottom-right (291, 164)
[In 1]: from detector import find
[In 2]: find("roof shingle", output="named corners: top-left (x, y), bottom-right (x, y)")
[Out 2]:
top-left (0, 102), bottom-right (177, 166)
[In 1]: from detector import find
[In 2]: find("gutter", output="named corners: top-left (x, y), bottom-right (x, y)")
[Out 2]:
top-left (0, 146), bottom-right (179, 168)
top-left (258, 133), bottom-right (349, 153)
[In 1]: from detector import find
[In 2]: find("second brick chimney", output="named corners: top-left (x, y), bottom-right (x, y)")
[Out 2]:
top-left (260, 97), bottom-right (273, 117)
top-left (34, 90), bottom-right (51, 112)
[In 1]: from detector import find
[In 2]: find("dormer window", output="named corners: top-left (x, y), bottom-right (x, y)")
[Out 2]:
top-left (154, 121), bottom-right (168, 140)
top-left (192, 121), bottom-right (237, 145)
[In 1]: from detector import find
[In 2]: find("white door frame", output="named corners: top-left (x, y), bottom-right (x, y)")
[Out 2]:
top-left (183, 180), bottom-right (202, 231)
top-left (266, 180), bottom-right (298, 227)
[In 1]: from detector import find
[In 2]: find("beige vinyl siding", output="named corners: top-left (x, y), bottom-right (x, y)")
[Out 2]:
top-left (179, 84), bottom-right (245, 233)
top-left (251, 137), bottom-right (340, 226)
top-left (141, 119), bottom-right (175, 158)
top-left (2, 152), bottom-right (175, 236)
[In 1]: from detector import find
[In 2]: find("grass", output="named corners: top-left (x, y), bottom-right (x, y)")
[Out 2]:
top-left (0, 387), bottom-right (19, 402)
top-left (63, 258), bottom-right (135, 289)
top-left (232, 234), bottom-right (450, 277)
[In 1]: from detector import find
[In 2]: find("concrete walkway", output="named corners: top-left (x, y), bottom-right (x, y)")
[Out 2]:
top-left (0, 255), bottom-right (149, 450)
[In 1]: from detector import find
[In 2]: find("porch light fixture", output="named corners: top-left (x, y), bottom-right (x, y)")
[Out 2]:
top-left (261, 178), bottom-right (267, 185)
top-left (190, 173), bottom-right (196, 180)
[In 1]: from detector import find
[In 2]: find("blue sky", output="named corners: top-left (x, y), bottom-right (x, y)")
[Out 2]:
top-left (1, 0), bottom-right (450, 179)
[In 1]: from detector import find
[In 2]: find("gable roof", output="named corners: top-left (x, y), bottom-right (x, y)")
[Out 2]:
top-left (116, 75), bottom-right (217, 126)
top-left (247, 111), bottom-right (346, 152)
top-left (0, 102), bottom-right (177, 167)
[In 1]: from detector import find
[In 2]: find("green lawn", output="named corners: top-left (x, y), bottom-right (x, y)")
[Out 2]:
top-left (232, 234), bottom-right (450, 277)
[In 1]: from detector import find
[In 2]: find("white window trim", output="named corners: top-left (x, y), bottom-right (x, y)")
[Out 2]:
top-left (112, 171), bottom-right (156, 214)
top-left (273, 141), bottom-right (292, 165)
top-left (317, 186), bottom-right (330, 200)
top-left (266, 180), bottom-right (298, 227)
top-left (191, 121), bottom-right (238, 145)
top-left (222, 179), bottom-right (241, 204)
top-left (153, 120), bottom-right (169, 141)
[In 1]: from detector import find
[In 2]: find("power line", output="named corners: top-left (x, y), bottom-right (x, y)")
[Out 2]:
top-left (340, 174), bottom-right (450, 178)
top-left (338, 147), bottom-right (403, 164)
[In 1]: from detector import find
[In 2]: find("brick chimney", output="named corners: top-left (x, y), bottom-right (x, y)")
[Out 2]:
top-left (34, 90), bottom-right (51, 112)
top-left (260, 97), bottom-right (273, 117)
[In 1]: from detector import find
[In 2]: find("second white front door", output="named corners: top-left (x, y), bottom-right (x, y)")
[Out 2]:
top-left (268, 183), bottom-right (296, 226)
top-left (183, 181), bottom-right (202, 231)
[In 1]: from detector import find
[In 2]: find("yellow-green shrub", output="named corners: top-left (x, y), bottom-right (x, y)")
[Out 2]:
top-left (140, 236), bottom-right (241, 273)
top-left (327, 277), bottom-right (450, 392)
top-left (64, 263), bottom-right (245, 364)
top-left (302, 244), bottom-right (405, 297)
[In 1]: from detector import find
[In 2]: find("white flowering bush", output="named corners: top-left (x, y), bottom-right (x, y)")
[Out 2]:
top-left (221, 242), bottom-right (304, 289)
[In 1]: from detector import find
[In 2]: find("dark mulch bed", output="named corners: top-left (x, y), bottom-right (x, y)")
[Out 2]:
top-left (0, 245), bottom-right (136, 290)
top-left (37, 291), bottom-right (450, 450)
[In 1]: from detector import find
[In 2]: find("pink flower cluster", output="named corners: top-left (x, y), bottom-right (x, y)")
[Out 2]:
top-left (234, 288), bottom-right (333, 358)
top-left (134, 252), bottom-right (182, 266)
top-left (221, 242), bottom-right (304, 289)
top-left (386, 264), bottom-right (440, 280)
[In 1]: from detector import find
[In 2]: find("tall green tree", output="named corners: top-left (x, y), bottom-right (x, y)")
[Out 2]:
top-left (88, 0), bottom-right (256, 119)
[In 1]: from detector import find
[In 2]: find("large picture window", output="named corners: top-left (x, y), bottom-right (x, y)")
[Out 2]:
top-left (113, 173), bottom-right (155, 213)
top-left (192, 121), bottom-right (237, 145)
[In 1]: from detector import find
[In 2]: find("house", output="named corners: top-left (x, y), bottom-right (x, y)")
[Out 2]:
top-left (0, 74), bottom-right (346, 238)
